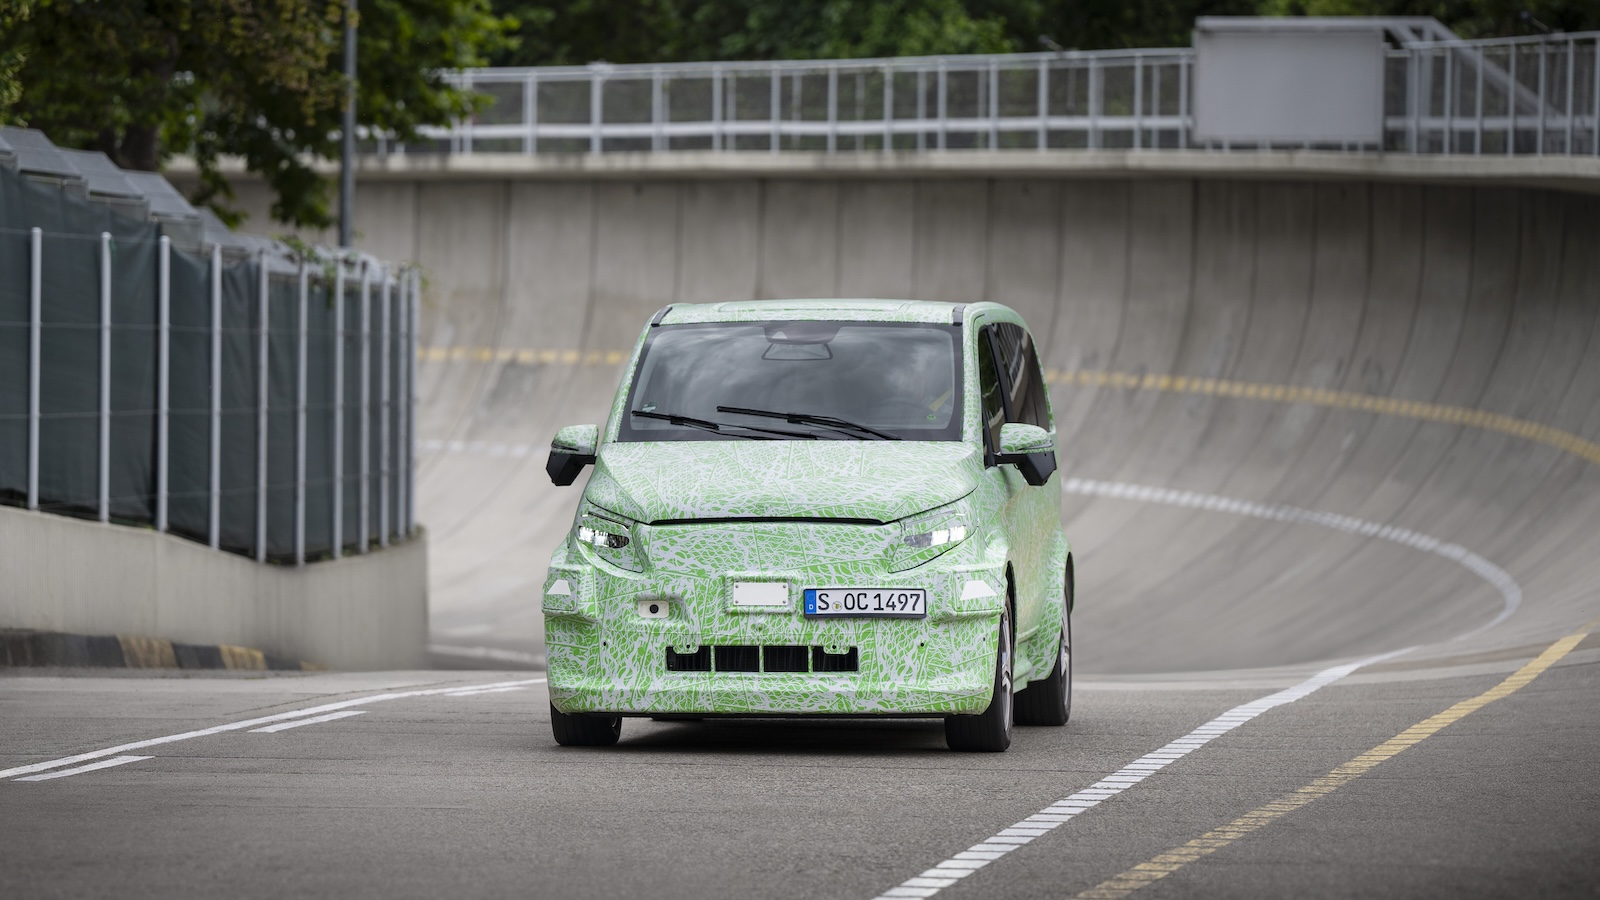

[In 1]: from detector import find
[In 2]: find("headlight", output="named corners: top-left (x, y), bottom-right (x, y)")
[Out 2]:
top-left (572, 503), bottom-right (644, 572)
top-left (891, 500), bottom-right (974, 571)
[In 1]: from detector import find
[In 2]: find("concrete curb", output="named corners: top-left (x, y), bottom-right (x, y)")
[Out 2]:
top-left (0, 629), bottom-right (325, 672)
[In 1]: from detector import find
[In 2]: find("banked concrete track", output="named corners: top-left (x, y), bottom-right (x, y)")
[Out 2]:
top-left (3, 173), bottom-right (1597, 899)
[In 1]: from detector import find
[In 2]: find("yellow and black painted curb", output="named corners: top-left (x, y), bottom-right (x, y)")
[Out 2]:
top-left (0, 629), bottom-right (325, 672)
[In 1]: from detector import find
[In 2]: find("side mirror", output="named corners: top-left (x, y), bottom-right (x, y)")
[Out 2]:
top-left (995, 423), bottom-right (1057, 487)
top-left (546, 424), bottom-right (599, 486)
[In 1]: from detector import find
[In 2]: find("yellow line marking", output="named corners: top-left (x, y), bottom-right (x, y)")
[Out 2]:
top-left (1074, 616), bottom-right (1600, 900)
top-left (412, 351), bottom-right (1600, 468)
top-left (1053, 368), bottom-right (1600, 468)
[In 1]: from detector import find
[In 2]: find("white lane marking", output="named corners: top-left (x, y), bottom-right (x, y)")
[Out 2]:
top-left (1062, 478), bottom-right (1522, 637)
top-left (15, 756), bottom-right (153, 782)
top-left (871, 651), bottom-right (1410, 899)
top-left (249, 710), bottom-right (368, 734)
top-left (0, 677), bottom-right (546, 781)
top-left (428, 643), bottom-right (544, 667)
top-left (444, 686), bottom-right (528, 697)
top-left (871, 479), bottom-right (1524, 900)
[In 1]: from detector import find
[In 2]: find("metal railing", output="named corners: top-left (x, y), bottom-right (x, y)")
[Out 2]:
top-left (1, 133), bottom-right (419, 565)
top-left (363, 32), bottom-right (1600, 158)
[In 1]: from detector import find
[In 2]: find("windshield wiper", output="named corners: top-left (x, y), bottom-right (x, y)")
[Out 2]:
top-left (630, 409), bottom-right (816, 440)
top-left (715, 406), bottom-right (901, 441)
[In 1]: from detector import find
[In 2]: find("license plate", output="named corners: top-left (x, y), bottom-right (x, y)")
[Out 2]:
top-left (803, 588), bottom-right (927, 617)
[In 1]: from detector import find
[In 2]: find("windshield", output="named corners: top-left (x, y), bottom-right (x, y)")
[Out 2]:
top-left (618, 321), bottom-right (964, 442)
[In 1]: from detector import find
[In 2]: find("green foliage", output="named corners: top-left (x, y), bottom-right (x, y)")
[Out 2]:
top-left (491, 0), bottom-right (1600, 67)
top-left (4, 0), bottom-right (514, 227)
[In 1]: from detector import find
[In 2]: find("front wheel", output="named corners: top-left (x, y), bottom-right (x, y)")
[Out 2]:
top-left (1015, 614), bottom-right (1071, 726)
top-left (550, 703), bottom-right (621, 746)
top-left (945, 607), bottom-right (1013, 752)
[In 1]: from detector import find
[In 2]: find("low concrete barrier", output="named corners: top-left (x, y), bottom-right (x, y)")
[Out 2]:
top-left (0, 505), bottom-right (427, 670)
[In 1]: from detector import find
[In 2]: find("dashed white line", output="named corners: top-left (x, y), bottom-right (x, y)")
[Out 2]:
top-left (445, 686), bottom-right (528, 697)
top-left (249, 710), bottom-right (368, 733)
top-left (0, 677), bottom-right (547, 782)
top-left (15, 756), bottom-right (153, 782)
top-left (870, 478), bottom-right (1523, 900)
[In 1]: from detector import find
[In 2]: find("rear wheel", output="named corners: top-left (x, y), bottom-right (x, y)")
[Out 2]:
top-left (1015, 614), bottom-right (1071, 726)
top-left (550, 703), bottom-right (621, 746)
top-left (945, 606), bottom-right (1013, 752)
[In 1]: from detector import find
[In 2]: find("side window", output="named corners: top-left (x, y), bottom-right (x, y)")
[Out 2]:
top-left (994, 324), bottom-right (1051, 430)
top-left (977, 326), bottom-right (1006, 451)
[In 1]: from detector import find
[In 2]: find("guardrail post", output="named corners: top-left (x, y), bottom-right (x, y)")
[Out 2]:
top-left (1179, 55), bottom-right (1189, 149)
top-left (332, 257), bottom-right (344, 558)
top-left (524, 72), bottom-right (538, 154)
top-left (1593, 38), bottom-right (1599, 156)
top-left (883, 64), bottom-right (894, 151)
top-left (1537, 40), bottom-right (1547, 154)
top-left (1565, 37), bottom-right (1575, 153)
top-left (989, 59), bottom-right (1000, 149)
top-left (826, 65), bottom-right (837, 153)
top-left (208, 243), bottom-right (221, 546)
top-left (936, 61), bottom-right (947, 150)
top-left (1133, 54), bottom-right (1144, 150)
top-left (379, 270), bottom-right (391, 548)
top-left (27, 227), bottom-right (40, 510)
top-left (358, 261), bottom-right (371, 554)
top-left (770, 66), bottom-right (780, 152)
top-left (590, 70), bottom-right (603, 155)
top-left (1088, 58), bottom-right (1101, 150)
top-left (255, 249), bottom-right (269, 562)
top-left (652, 70), bottom-right (664, 152)
top-left (715, 66), bottom-right (727, 151)
top-left (295, 260), bottom-right (308, 565)
top-left (1508, 48), bottom-right (1517, 155)
top-left (1037, 59), bottom-right (1048, 150)
top-left (156, 236), bottom-right (170, 531)
top-left (99, 232), bottom-right (111, 523)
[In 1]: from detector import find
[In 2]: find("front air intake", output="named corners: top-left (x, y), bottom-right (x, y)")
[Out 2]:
top-left (666, 646), bottom-right (711, 672)
top-left (762, 645), bottom-right (809, 673)
top-left (714, 645), bottom-right (760, 672)
top-left (812, 646), bottom-right (859, 672)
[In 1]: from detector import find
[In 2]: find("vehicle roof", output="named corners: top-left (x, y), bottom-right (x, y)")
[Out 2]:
top-left (658, 299), bottom-right (1018, 327)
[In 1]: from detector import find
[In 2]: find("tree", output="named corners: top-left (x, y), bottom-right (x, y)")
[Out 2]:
top-left (2, 0), bottom-right (514, 227)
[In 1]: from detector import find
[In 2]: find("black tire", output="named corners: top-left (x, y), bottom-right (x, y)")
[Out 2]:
top-left (945, 606), bottom-right (1013, 752)
top-left (550, 703), bottom-right (621, 746)
top-left (1015, 614), bottom-right (1071, 726)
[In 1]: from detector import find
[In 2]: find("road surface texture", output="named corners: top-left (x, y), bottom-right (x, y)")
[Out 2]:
top-left (4, 177), bottom-right (1598, 898)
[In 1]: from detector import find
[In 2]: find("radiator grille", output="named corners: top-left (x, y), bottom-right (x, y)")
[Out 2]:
top-left (663, 644), bottom-right (860, 674)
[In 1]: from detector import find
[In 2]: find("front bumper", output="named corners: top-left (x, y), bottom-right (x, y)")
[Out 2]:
top-left (542, 536), bottom-right (1007, 717)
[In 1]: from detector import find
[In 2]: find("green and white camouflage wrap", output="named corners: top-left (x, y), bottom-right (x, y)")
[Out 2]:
top-left (543, 300), bottom-right (1070, 718)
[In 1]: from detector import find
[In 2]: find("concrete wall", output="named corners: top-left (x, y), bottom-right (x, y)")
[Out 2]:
top-left (0, 506), bottom-right (428, 670)
top-left (184, 156), bottom-right (1600, 675)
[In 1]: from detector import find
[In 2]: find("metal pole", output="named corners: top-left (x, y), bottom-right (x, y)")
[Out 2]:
top-left (1089, 58), bottom-right (1101, 150)
top-left (590, 71), bottom-right (603, 155)
top-left (1037, 59), bottom-right (1048, 150)
top-left (156, 236), bottom-right (170, 531)
top-left (1508, 48), bottom-right (1517, 155)
top-left (407, 268), bottom-right (418, 535)
top-left (917, 69), bottom-right (926, 151)
top-left (1179, 55), bottom-right (1189, 149)
top-left (713, 65), bottom-right (724, 152)
top-left (208, 244), bottom-right (221, 547)
top-left (339, 0), bottom-right (357, 248)
top-left (652, 70), bottom-right (664, 152)
top-left (1133, 56), bottom-right (1143, 150)
top-left (1476, 47), bottom-right (1484, 154)
top-left (395, 270), bottom-right (408, 542)
top-left (826, 65), bottom-right (837, 153)
top-left (98, 232), bottom-right (111, 523)
top-left (332, 258), bottom-right (345, 558)
top-left (527, 72), bottom-right (539, 154)
top-left (379, 271), bottom-right (391, 548)
top-left (989, 59), bottom-right (999, 150)
top-left (936, 62), bottom-right (947, 150)
top-left (1537, 40), bottom-right (1546, 154)
top-left (1565, 37), bottom-right (1575, 153)
top-left (883, 65), bottom-right (894, 151)
top-left (770, 67), bottom-right (780, 152)
top-left (255, 249), bottom-right (269, 562)
top-left (26, 227), bottom-right (40, 510)
top-left (295, 260), bottom-right (308, 565)
top-left (358, 262), bottom-right (371, 553)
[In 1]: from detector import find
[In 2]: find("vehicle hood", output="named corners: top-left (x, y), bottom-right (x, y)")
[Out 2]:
top-left (585, 441), bottom-right (979, 524)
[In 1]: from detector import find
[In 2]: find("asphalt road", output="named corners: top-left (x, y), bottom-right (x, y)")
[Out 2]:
top-left (3, 651), bottom-right (1597, 899)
